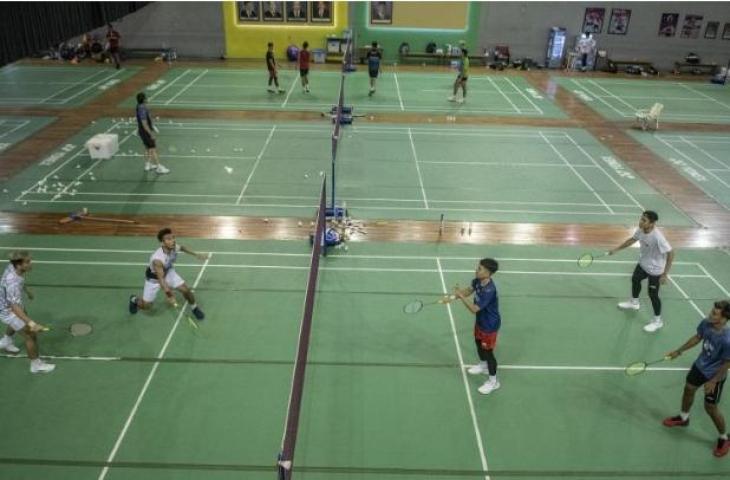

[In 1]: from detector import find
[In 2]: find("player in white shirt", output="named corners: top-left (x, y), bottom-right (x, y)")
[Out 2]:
top-left (0, 251), bottom-right (55, 373)
top-left (128, 228), bottom-right (207, 321)
top-left (609, 211), bottom-right (674, 332)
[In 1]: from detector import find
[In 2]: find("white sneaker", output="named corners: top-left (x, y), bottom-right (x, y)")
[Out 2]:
top-left (144, 162), bottom-right (154, 171)
top-left (467, 363), bottom-right (488, 375)
top-left (278, 88), bottom-right (285, 94)
top-left (618, 300), bottom-right (640, 310)
top-left (30, 360), bottom-right (55, 374)
top-left (155, 165), bottom-right (170, 174)
top-left (0, 337), bottom-right (19, 354)
top-left (643, 320), bottom-right (664, 333)
top-left (447, 96), bottom-right (456, 102)
top-left (456, 98), bottom-right (464, 104)
top-left (478, 379), bottom-right (500, 395)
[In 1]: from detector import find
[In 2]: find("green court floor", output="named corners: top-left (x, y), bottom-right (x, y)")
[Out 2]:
top-left (0, 118), bottom-right (693, 226)
top-left (1, 235), bottom-right (729, 479)
top-left (554, 76), bottom-right (730, 124)
top-left (630, 131), bottom-right (730, 213)
top-left (0, 64), bottom-right (139, 107)
top-left (0, 116), bottom-right (55, 153)
top-left (122, 67), bottom-right (567, 118)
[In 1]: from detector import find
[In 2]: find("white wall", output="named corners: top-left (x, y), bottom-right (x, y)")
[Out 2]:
top-left (478, 1), bottom-right (730, 70)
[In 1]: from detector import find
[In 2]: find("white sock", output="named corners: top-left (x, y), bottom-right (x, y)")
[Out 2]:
top-left (720, 433), bottom-right (728, 440)
top-left (31, 358), bottom-right (42, 366)
top-left (654, 315), bottom-right (662, 323)
top-left (190, 304), bottom-right (197, 310)
top-left (488, 375), bottom-right (497, 383)
top-left (0, 334), bottom-right (11, 343)
top-left (631, 298), bottom-right (639, 304)
top-left (680, 411), bottom-right (689, 421)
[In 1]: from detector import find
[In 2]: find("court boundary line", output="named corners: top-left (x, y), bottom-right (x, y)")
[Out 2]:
top-left (679, 136), bottom-right (730, 170)
top-left (487, 76), bottom-right (520, 114)
top-left (236, 125), bottom-right (277, 204)
top-left (393, 72), bottom-right (405, 111)
top-left (655, 136), bottom-right (730, 190)
top-left (148, 68), bottom-right (192, 101)
top-left (503, 76), bottom-right (543, 115)
top-left (165, 69), bottom-right (209, 105)
top-left (407, 127), bottom-right (429, 208)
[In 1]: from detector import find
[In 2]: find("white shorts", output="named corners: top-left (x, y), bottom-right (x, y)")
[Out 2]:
top-left (0, 311), bottom-right (26, 331)
top-left (142, 269), bottom-right (185, 303)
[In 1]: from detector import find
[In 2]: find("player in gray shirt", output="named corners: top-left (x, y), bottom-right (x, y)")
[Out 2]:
top-left (609, 210), bottom-right (674, 333)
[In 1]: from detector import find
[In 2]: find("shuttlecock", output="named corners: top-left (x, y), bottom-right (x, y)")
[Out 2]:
top-left (206, 148), bottom-right (211, 153)
top-left (190, 149), bottom-right (196, 153)
top-left (75, 164), bottom-right (81, 168)
top-left (53, 175), bottom-right (59, 179)
top-left (2, 189), bottom-right (7, 193)
top-left (297, 221), bottom-right (303, 227)
top-left (224, 166), bottom-right (233, 174)
top-left (304, 173), bottom-right (310, 179)
top-left (319, 171), bottom-right (324, 176)
top-left (22, 201), bottom-right (27, 206)
top-left (263, 218), bottom-right (269, 223)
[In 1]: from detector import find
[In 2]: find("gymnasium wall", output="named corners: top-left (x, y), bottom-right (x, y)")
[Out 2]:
top-left (222, 1), bottom-right (348, 59)
top-left (478, 1), bottom-right (730, 71)
top-left (351, 1), bottom-right (481, 63)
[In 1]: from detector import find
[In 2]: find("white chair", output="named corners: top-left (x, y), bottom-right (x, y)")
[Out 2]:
top-left (635, 103), bottom-right (664, 131)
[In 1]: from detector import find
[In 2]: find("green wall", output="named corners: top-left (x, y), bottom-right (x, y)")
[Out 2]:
top-left (351, 1), bottom-right (482, 63)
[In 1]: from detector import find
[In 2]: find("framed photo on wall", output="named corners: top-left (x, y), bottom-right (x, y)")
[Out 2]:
top-left (582, 8), bottom-right (605, 34)
top-left (681, 15), bottom-right (703, 39)
top-left (370, 1), bottom-right (393, 25)
top-left (658, 13), bottom-right (679, 37)
top-left (608, 8), bottom-right (631, 35)
top-left (723, 23), bottom-right (730, 40)
top-left (705, 21), bottom-right (719, 39)
top-left (262, 1), bottom-right (284, 22)
top-left (310, 1), bottom-right (332, 23)
top-left (285, 1), bottom-right (307, 22)
top-left (238, 1), bottom-right (261, 22)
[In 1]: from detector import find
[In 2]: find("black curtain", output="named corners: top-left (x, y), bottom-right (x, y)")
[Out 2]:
top-left (0, 2), bottom-right (149, 67)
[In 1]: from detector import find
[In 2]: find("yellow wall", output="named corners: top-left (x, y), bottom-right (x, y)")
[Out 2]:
top-left (223, 1), bottom-right (349, 59)
top-left (388, 1), bottom-right (467, 29)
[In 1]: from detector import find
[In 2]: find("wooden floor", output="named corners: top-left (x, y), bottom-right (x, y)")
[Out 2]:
top-left (2, 59), bottom-right (730, 248)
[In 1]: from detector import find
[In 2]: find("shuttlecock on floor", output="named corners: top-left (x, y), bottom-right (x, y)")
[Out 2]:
top-left (224, 166), bottom-right (233, 174)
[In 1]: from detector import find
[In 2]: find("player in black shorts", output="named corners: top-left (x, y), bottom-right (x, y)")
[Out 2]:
top-left (266, 42), bottom-right (284, 93)
top-left (366, 41), bottom-right (381, 96)
top-left (135, 92), bottom-right (169, 174)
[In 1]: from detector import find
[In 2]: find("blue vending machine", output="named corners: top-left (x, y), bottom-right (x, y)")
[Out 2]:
top-left (546, 27), bottom-right (567, 69)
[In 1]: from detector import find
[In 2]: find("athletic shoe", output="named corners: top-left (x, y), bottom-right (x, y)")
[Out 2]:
top-left (714, 438), bottom-right (730, 457)
top-left (278, 88), bottom-right (285, 94)
top-left (144, 162), bottom-right (154, 171)
top-left (467, 363), bottom-right (488, 375)
top-left (30, 360), bottom-right (55, 374)
top-left (192, 307), bottom-right (205, 321)
top-left (456, 98), bottom-right (464, 104)
top-left (478, 379), bottom-right (500, 395)
top-left (0, 337), bottom-right (19, 354)
top-left (617, 300), bottom-right (640, 310)
top-left (305, 86), bottom-right (310, 93)
top-left (447, 96), bottom-right (456, 102)
top-left (156, 165), bottom-right (170, 174)
top-left (643, 320), bottom-right (664, 333)
top-left (662, 415), bottom-right (689, 427)
top-left (267, 87), bottom-right (276, 93)
top-left (129, 295), bottom-right (138, 314)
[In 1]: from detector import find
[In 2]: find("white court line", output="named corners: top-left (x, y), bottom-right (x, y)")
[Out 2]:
top-left (570, 79), bottom-right (630, 118)
top-left (165, 69), bottom-right (209, 105)
top-left (281, 72), bottom-right (300, 108)
top-left (408, 128), bottom-right (429, 209)
top-left (694, 263), bottom-right (730, 297)
top-left (148, 69), bottom-right (192, 100)
top-left (436, 258), bottom-right (490, 480)
top-left (236, 125), bottom-right (277, 204)
top-left (39, 69), bottom-right (109, 104)
top-left (113, 153), bottom-right (257, 161)
top-left (655, 136), bottom-right (730, 189)
top-left (420, 160), bottom-right (596, 168)
top-left (96, 253), bottom-right (212, 480)
top-left (15, 122), bottom-right (122, 201)
top-left (539, 131), bottom-right (614, 214)
top-left (587, 80), bottom-right (637, 112)
top-left (487, 76), bottom-right (520, 114)
top-left (668, 276), bottom-right (705, 317)
top-left (61, 69), bottom-right (126, 104)
top-left (562, 133), bottom-right (644, 210)
top-left (0, 119), bottom-right (30, 139)
top-left (503, 76), bottom-right (543, 115)
top-left (393, 72), bottom-right (405, 111)
top-left (677, 83), bottom-right (730, 112)
top-left (679, 136), bottom-right (730, 170)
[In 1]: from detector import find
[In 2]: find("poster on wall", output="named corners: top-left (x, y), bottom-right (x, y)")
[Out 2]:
top-left (310, 1), bottom-right (332, 23)
top-left (582, 8), bottom-right (605, 34)
top-left (608, 8), bottom-right (631, 35)
top-left (658, 13), bottom-right (679, 37)
top-left (681, 15), bottom-right (703, 39)
top-left (705, 21), bottom-right (719, 39)
top-left (370, 1), bottom-right (393, 25)
top-left (238, 1), bottom-right (261, 22)
top-left (723, 23), bottom-right (730, 40)
top-left (285, 1), bottom-right (307, 22)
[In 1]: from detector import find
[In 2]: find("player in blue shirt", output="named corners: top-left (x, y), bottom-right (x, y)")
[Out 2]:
top-left (454, 258), bottom-right (501, 395)
top-left (366, 41), bottom-right (381, 96)
top-left (663, 300), bottom-right (730, 457)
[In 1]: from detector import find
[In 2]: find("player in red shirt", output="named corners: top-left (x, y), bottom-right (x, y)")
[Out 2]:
top-left (106, 23), bottom-right (121, 69)
top-left (298, 41), bottom-right (311, 93)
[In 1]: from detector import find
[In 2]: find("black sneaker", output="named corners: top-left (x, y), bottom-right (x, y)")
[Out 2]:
top-left (192, 307), bottom-right (205, 321)
top-left (129, 295), bottom-right (138, 314)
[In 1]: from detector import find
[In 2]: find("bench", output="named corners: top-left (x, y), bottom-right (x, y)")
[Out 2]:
top-left (398, 52), bottom-right (487, 66)
top-left (606, 58), bottom-right (655, 73)
top-left (122, 47), bottom-right (176, 64)
top-left (673, 62), bottom-right (719, 75)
